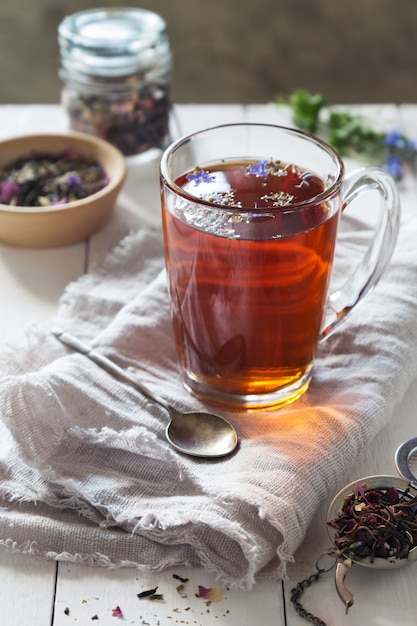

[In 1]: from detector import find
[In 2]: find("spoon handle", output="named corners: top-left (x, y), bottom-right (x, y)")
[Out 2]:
top-left (51, 328), bottom-right (171, 413)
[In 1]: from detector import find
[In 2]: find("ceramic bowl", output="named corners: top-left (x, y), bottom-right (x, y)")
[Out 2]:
top-left (0, 132), bottom-right (126, 247)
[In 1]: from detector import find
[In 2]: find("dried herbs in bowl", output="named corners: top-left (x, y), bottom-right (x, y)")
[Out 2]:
top-left (0, 132), bottom-right (126, 248)
top-left (0, 151), bottom-right (109, 208)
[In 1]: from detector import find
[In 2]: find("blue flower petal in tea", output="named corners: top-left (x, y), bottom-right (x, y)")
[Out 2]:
top-left (246, 159), bottom-right (268, 178)
top-left (185, 168), bottom-right (214, 185)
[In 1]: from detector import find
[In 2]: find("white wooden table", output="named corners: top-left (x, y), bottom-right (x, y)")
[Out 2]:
top-left (1, 103), bottom-right (417, 625)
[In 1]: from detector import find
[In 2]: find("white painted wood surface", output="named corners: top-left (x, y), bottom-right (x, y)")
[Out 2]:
top-left (0, 103), bottom-right (416, 625)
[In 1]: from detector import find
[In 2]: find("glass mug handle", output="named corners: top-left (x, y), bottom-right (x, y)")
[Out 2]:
top-left (321, 166), bottom-right (401, 340)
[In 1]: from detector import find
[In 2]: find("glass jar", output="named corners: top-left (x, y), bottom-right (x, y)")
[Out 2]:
top-left (58, 7), bottom-right (172, 159)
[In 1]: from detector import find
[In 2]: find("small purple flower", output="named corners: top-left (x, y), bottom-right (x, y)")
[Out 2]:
top-left (66, 172), bottom-right (82, 187)
top-left (383, 154), bottom-right (403, 180)
top-left (186, 168), bottom-right (213, 185)
top-left (355, 483), bottom-right (370, 504)
top-left (247, 159), bottom-right (268, 178)
top-left (384, 129), bottom-right (416, 157)
top-left (384, 129), bottom-right (404, 149)
top-left (0, 180), bottom-right (19, 203)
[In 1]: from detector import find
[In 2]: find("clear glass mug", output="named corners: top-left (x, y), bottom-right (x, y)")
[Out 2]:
top-left (160, 123), bottom-right (400, 409)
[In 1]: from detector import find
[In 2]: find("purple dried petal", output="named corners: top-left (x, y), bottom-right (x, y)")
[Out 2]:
top-left (111, 605), bottom-right (123, 618)
top-left (355, 483), bottom-right (370, 504)
top-left (366, 490), bottom-right (382, 503)
top-left (197, 585), bottom-right (222, 602)
top-left (386, 486), bottom-right (400, 504)
top-left (0, 180), bottom-right (19, 203)
top-left (328, 519), bottom-right (341, 529)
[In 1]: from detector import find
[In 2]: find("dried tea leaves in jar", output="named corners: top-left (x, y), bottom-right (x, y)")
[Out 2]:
top-left (58, 8), bottom-right (172, 158)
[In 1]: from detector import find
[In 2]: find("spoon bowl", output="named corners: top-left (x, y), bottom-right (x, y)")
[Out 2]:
top-left (52, 328), bottom-right (238, 458)
top-left (166, 406), bottom-right (238, 457)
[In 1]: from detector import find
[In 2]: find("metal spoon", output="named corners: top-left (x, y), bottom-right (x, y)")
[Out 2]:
top-left (51, 328), bottom-right (238, 458)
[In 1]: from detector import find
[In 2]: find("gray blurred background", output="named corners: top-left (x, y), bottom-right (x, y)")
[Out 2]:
top-left (1, 0), bottom-right (417, 105)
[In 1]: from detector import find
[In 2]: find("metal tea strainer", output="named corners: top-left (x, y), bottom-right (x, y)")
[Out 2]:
top-left (291, 437), bottom-right (417, 624)
top-left (328, 437), bottom-right (417, 609)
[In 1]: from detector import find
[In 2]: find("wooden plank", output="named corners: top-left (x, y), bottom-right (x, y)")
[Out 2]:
top-left (0, 550), bottom-right (56, 625)
top-left (53, 563), bottom-right (284, 626)
top-left (0, 242), bottom-right (86, 344)
top-left (0, 104), bottom-right (66, 139)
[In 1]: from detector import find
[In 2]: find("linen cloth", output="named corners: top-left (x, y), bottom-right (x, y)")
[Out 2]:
top-left (0, 194), bottom-right (417, 589)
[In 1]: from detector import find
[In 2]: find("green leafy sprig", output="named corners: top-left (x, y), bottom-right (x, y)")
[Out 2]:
top-left (276, 89), bottom-right (416, 180)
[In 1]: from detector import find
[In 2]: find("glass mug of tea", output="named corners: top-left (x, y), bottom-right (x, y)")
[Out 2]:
top-left (160, 123), bottom-right (400, 409)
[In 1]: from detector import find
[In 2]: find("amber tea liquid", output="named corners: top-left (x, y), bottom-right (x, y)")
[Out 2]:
top-left (162, 158), bottom-right (340, 407)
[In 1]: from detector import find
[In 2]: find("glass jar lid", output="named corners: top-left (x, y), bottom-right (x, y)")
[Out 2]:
top-left (58, 7), bottom-right (171, 77)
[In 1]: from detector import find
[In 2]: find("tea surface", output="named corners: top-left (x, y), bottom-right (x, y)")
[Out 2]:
top-left (178, 158), bottom-right (325, 212)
